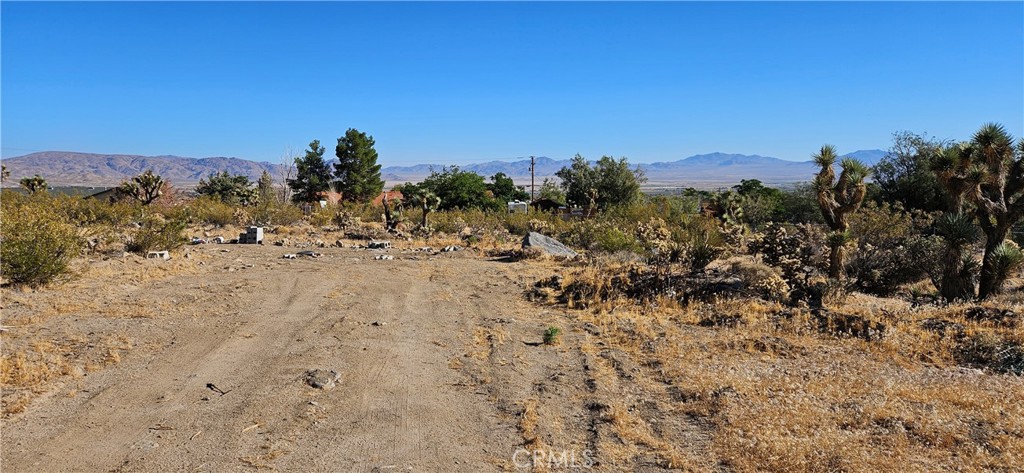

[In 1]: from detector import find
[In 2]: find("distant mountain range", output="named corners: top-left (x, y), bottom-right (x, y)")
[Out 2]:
top-left (1, 149), bottom-right (886, 189)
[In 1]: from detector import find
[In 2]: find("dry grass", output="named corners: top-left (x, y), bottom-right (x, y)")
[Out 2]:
top-left (531, 262), bottom-right (1024, 471)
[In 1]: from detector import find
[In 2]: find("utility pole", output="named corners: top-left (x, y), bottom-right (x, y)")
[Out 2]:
top-left (530, 155), bottom-right (536, 204)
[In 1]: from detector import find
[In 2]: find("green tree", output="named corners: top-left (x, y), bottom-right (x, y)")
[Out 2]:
top-left (555, 155), bottom-right (645, 209)
top-left (537, 178), bottom-right (566, 205)
top-left (196, 171), bottom-right (258, 206)
top-left (402, 166), bottom-right (499, 211)
top-left (119, 169), bottom-right (167, 205)
top-left (19, 175), bottom-right (47, 194)
top-left (873, 131), bottom-right (949, 212)
top-left (932, 123), bottom-right (1024, 299)
top-left (487, 172), bottom-right (529, 202)
top-left (732, 179), bottom-right (784, 228)
top-left (555, 154), bottom-right (597, 207)
top-left (257, 170), bottom-right (276, 205)
top-left (778, 183), bottom-right (825, 224)
top-left (334, 128), bottom-right (384, 203)
top-left (813, 145), bottom-right (870, 279)
top-left (288, 140), bottom-right (333, 204)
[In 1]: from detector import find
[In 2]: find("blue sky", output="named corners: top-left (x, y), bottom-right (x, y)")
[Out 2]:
top-left (2, 1), bottom-right (1022, 165)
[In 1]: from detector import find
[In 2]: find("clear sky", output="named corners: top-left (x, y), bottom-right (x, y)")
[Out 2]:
top-left (2, 1), bottom-right (1022, 165)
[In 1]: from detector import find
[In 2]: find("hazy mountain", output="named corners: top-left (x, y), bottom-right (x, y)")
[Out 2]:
top-left (1, 149), bottom-right (886, 189)
top-left (1, 151), bottom-right (283, 187)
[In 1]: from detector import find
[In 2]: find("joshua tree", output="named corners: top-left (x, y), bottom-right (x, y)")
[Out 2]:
top-left (119, 170), bottom-right (167, 205)
top-left (19, 175), bottom-right (48, 194)
top-left (932, 123), bottom-right (1024, 299)
top-left (812, 145), bottom-right (870, 278)
top-left (1, 164), bottom-right (9, 183)
top-left (407, 189), bottom-right (441, 229)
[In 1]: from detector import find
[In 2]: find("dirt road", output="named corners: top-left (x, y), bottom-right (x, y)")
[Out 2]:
top-left (2, 245), bottom-right (581, 471)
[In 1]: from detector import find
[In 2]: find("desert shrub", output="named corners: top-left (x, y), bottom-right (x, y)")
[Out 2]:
top-left (543, 327), bottom-right (561, 345)
top-left (777, 183), bottom-right (825, 224)
top-left (594, 226), bottom-right (641, 253)
top-left (125, 216), bottom-right (187, 254)
top-left (955, 332), bottom-right (1024, 375)
top-left (846, 202), bottom-right (937, 296)
top-left (57, 195), bottom-right (142, 228)
top-left (728, 258), bottom-right (790, 302)
top-left (558, 220), bottom-right (641, 254)
top-left (306, 205), bottom-right (335, 227)
top-left (676, 216), bottom-right (729, 271)
top-left (250, 202), bottom-right (304, 226)
top-left (168, 196), bottom-right (237, 227)
top-left (0, 197), bottom-right (82, 287)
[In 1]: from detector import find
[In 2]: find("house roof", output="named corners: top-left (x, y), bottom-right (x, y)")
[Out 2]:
top-left (373, 190), bottom-right (404, 206)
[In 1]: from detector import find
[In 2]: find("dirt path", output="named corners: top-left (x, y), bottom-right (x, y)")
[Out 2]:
top-left (2, 248), bottom-right (539, 472)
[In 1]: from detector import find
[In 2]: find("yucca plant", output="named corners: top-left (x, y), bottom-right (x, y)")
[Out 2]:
top-left (934, 212), bottom-right (981, 301)
top-left (932, 123), bottom-right (1024, 299)
top-left (813, 145), bottom-right (870, 278)
top-left (990, 241), bottom-right (1024, 294)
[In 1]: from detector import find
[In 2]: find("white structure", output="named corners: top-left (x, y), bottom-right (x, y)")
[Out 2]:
top-left (507, 200), bottom-right (528, 214)
top-left (239, 226), bottom-right (264, 244)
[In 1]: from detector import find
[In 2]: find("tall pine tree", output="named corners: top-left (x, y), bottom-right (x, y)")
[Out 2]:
top-left (334, 128), bottom-right (384, 203)
top-left (288, 140), bottom-right (333, 203)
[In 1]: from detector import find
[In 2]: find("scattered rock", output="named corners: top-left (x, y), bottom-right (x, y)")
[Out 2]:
top-left (303, 369), bottom-right (340, 389)
top-left (274, 238), bottom-right (290, 247)
top-left (334, 240), bottom-right (345, 248)
top-left (283, 254), bottom-right (297, 259)
top-left (146, 251), bottom-right (170, 260)
top-left (371, 321), bottom-right (386, 326)
top-left (298, 251), bottom-right (322, 258)
top-left (441, 245), bottom-right (462, 253)
top-left (368, 240), bottom-right (392, 249)
top-left (374, 254), bottom-right (394, 261)
top-left (522, 232), bottom-right (578, 258)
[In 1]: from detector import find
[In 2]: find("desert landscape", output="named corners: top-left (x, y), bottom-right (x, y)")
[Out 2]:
top-left (2, 193), bottom-right (1023, 471)
top-left (3, 1), bottom-right (1022, 471)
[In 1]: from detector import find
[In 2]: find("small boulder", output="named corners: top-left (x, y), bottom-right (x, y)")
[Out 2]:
top-left (522, 232), bottom-right (577, 258)
top-left (303, 369), bottom-right (340, 389)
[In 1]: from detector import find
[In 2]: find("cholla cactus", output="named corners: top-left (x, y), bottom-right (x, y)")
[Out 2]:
top-left (812, 145), bottom-right (870, 278)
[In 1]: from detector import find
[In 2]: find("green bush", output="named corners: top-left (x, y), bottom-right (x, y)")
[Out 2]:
top-left (1, 197), bottom-right (82, 287)
top-left (125, 216), bottom-right (187, 254)
top-left (845, 202), bottom-right (936, 296)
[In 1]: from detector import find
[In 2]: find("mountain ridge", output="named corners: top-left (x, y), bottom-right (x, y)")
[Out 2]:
top-left (1, 149), bottom-right (886, 188)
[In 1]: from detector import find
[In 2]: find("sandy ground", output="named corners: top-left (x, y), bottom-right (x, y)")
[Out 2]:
top-left (2, 244), bottom-right (603, 472)
top-left (8, 242), bottom-right (1020, 472)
